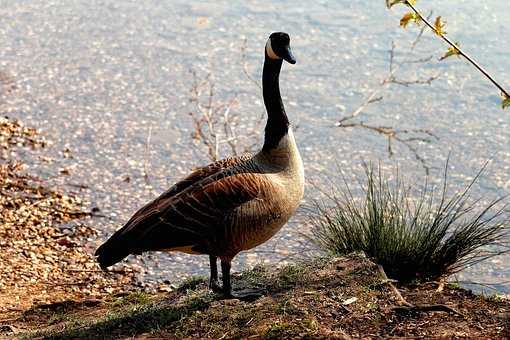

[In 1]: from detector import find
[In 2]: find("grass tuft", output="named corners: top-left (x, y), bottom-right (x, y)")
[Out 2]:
top-left (177, 275), bottom-right (207, 292)
top-left (311, 161), bottom-right (510, 282)
top-left (107, 291), bottom-right (152, 308)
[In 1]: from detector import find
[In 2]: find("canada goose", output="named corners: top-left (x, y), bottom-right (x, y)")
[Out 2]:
top-left (95, 32), bottom-right (304, 299)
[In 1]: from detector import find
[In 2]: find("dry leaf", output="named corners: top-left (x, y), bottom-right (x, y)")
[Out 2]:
top-left (440, 43), bottom-right (461, 61)
top-left (434, 16), bottom-right (446, 36)
top-left (386, 0), bottom-right (416, 9)
top-left (342, 297), bottom-right (358, 305)
top-left (502, 94), bottom-right (510, 109)
top-left (400, 12), bottom-right (421, 28)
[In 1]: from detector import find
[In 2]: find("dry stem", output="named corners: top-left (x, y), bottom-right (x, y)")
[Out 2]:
top-left (377, 264), bottom-right (464, 317)
top-left (404, 1), bottom-right (510, 99)
top-left (188, 70), bottom-right (261, 162)
top-left (241, 38), bottom-right (262, 90)
top-left (143, 125), bottom-right (153, 184)
top-left (336, 17), bottom-right (439, 173)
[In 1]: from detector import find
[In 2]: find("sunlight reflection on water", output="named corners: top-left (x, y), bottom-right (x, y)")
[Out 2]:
top-left (0, 0), bottom-right (509, 292)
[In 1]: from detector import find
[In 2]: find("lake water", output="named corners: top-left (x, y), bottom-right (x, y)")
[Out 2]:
top-left (1, 0), bottom-right (509, 293)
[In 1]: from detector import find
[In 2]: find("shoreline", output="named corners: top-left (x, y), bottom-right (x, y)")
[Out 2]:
top-left (9, 254), bottom-right (510, 339)
top-left (0, 116), bottom-right (138, 318)
top-left (1, 116), bottom-right (509, 338)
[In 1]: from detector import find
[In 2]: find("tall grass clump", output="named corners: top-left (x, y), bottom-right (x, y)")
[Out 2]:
top-left (311, 162), bottom-right (510, 282)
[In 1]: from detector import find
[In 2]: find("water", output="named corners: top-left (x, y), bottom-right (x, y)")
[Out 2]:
top-left (1, 0), bottom-right (509, 292)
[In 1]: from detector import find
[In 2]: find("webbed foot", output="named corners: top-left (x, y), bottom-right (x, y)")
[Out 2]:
top-left (209, 279), bottom-right (222, 293)
top-left (223, 287), bottom-right (266, 302)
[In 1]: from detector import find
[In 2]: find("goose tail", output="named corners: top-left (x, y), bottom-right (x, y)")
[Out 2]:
top-left (94, 235), bottom-right (131, 270)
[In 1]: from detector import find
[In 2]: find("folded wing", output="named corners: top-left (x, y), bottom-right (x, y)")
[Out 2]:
top-left (95, 154), bottom-right (260, 268)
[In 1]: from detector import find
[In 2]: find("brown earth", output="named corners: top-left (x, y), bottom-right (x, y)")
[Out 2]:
top-left (0, 117), bottom-right (137, 322)
top-left (3, 254), bottom-right (509, 339)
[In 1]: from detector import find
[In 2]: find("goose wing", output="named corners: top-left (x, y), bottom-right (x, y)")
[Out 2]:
top-left (132, 169), bottom-right (267, 253)
top-left (95, 154), bottom-right (263, 267)
top-left (122, 154), bottom-right (252, 228)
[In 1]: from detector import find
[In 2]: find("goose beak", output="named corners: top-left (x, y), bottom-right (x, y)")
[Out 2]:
top-left (282, 46), bottom-right (296, 64)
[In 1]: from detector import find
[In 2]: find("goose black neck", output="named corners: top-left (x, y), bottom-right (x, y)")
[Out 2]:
top-left (262, 54), bottom-right (289, 151)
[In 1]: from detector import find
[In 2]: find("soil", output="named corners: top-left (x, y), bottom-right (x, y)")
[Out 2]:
top-left (0, 117), bottom-right (137, 321)
top-left (3, 255), bottom-right (509, 339)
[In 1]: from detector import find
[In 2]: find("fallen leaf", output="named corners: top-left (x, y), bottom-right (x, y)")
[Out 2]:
top-left (342, 297), bottom-right (358, 305)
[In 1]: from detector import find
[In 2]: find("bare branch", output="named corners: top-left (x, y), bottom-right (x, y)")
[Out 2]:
top-left (338, 20), bottom-right (437, 126)
top-left (143, 125), bottom-right (153, 184)
top-left (187, 69), bottom-right (262, 163)
top-left (241, 38), bottom-right (262, 90)
top-left (404, 1), bottom-right (510, 100)
top-left (377, 264), bottom-right (464, 316)
top-left (336, 15), bottom-right (440, 172)
top-left (390, 73), bottom-right (441, 87)
top-left (338, 121), bottom-right (437, 174)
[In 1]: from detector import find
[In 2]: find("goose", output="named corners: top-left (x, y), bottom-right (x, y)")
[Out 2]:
top-left (95, 32), bottom-right (304, 299)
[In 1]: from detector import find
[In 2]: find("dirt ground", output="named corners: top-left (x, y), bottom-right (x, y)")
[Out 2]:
top-left (3, 255), bottom-right (509, 339)
top-left (0, 117), bottom-right (137, 320)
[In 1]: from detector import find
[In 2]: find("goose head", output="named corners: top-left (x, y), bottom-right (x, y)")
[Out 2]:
top-left (265, 32), bottom-right (296, 64)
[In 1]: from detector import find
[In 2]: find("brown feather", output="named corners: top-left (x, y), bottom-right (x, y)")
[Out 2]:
top-left (94, 154), bottom-right (268, 267)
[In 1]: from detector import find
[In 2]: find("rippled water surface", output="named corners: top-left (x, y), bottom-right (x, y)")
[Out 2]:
top-left (1, 0), bottom-right (509, 292)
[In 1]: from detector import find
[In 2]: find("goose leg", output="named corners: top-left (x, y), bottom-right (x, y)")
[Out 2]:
top-left (209, 255), bottom-right (221, 292)
top-left (220, 258), bottom-right (265, 301)
top-left (220, 259), bottom-right (232, 296)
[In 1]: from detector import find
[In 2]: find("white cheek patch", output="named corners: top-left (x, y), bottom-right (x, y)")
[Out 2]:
top-left (266, 39), bottom-right (280, 60)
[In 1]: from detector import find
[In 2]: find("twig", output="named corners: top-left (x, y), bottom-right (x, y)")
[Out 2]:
top-left (337, 12), bottom-right (434, 126)
top-left (66, 269), bottom-right (130, 274)
top-left (241, 38), bottom-right (262, 90)
top-left (404, 1), bottom-right (510, 99)
top-left (377, 264), bottom-right (464, 317)
top-left (143, 125), bottom-right (153, 184)
top-left (339, 122), bottom-right (436, 174)
top-left (188, 70), bottom-right (261, 162)
top-left (391, 73), bottom-right (440, 87)
top-left (222, 97), bottom-right (240, 156)
top-left (393, 304), bottom-right (464, 316)
top-left (189, 71), bottom-right (220, 161)
top-left (377, 265), bottom-right (412, 307)
top-left (335, 16), bottom-right (439, 171)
